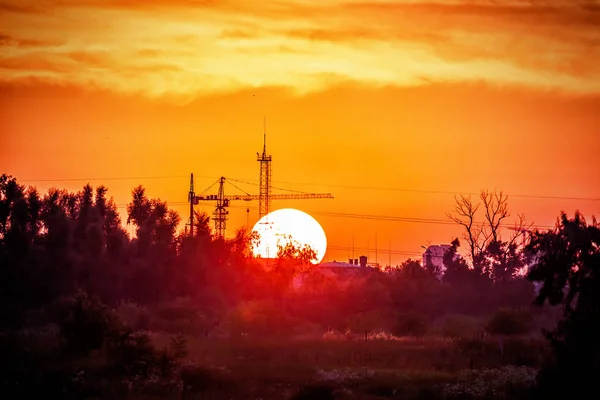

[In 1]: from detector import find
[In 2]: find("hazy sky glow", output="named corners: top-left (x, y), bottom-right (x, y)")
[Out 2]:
top-left (1, 0), bottom-right (599, 264)
top-left (1, 0), bottom-right (600, 99)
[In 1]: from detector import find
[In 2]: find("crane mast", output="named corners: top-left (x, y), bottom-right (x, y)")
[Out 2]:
top-left (257, 127), bottom-right (272, 219)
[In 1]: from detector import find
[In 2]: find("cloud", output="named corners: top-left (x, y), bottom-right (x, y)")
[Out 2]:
top-left (0, 0), bottom-right (599, 99)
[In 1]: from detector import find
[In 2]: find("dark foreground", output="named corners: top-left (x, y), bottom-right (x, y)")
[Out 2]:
top-left (3, 329), bottom-right (545, 400)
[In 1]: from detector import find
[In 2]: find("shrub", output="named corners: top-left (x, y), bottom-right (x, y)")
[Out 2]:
top-left (152, 298), bottom-right (210, 334)
top-left (440, 314), bottom-right (484, 338)
top-left (59, 290), bottom-right (121, 356)
top-left (155, 298), bottom-right (199, 322)
top-left (222, 300), bottom-right (299, 337)
top-left (105, 330), bottom-right (158, 378)
top-left (392, 312), bottom-right (429, 338)
top-left (105, 330), bottom-right (188, 384)
top-left (486, 308), bottom-right (533, 336)
top-left (115, 301), bottom-right (151, 331)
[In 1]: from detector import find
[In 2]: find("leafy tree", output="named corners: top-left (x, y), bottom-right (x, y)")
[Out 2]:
top-left (526, 212), bottom-right (600, 398)
top-left (192, 210), bottom-right (212, 238)
top-left (271, 235), bottom-right (318, 292)
top-left (442, 238), bottom-right (474, 284)
top-left (399, 258), bottom-right (430, 279)
top-left (276, 234), bottom-right (318, 266)
top-left (125, 186), bottom-right (181, 303)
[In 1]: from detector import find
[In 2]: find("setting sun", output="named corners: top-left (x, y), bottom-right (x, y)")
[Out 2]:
top-left (1, 0), bottom-right (599, 397)
top-left (251, 208), bottom-right (328, 264)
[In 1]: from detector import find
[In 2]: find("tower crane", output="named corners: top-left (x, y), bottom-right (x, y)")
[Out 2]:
top-left (188, 125), bottom-right (333, 238)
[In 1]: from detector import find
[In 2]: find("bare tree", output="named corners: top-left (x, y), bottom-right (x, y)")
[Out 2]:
top-left (481, 190), bottom-right (509, 244)
top-left (448, 189), bottom-right (532, 279)
top-left (447, 194), bottom-right (484, 271)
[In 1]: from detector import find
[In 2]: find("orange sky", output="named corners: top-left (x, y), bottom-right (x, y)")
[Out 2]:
top-left (1, 0), bottom-right (599, 265)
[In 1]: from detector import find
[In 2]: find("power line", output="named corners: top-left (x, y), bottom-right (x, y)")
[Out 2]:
top-left (97, 199), bottom-right (560, 230)
top-left (14, 175), bottom-right (600, 202)
top-left (111, 201), bottom-right (557, 230)
top-left (277, 182), bottom-right (600, 202)
top-left (18, 175), bottom-right (191, 183)
top-left (225, 204), bottom-right (557, 230)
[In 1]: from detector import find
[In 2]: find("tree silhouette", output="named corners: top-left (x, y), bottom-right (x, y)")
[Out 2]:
top-left (442, 238), bottom-right (474, 284)
top-left (527, 212), bottom-right (600, 398)
top-left (448, 189), bottom-right (531, 281)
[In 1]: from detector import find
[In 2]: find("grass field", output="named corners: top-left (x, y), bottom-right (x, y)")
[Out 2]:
top-left (141, 333), bottom-right (547, 399)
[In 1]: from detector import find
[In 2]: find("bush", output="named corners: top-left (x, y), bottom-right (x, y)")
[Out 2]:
top-left (222, 300), bottom-right (299, 337)
top-left (486, 308), bottom-right (533, 336)
top-left (152, 298), bottom-right (210, 334)
top-left (105, 330), bottom-right (188, 387)
top-left (155, 298), bottom-right (199, 322)
top-left (115, 301), bottom-right (151, 331)
top-left (439, 314), bottom-right (484, 338)
top-left (105, 330), bottom-right (158, 377)
top-left (59, 290), bottom-right (122, 356)
top-left (392, 312), bottom-right (429, 338)
top-left (24, 296), bottom-right (74, 328)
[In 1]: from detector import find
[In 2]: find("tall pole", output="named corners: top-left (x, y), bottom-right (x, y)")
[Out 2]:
top-left (388, 239), bottom-right (391, 268)
top-left (375, 232), bottom-right (378, 266)
top-left (188, 173), bottom-right (195, 237)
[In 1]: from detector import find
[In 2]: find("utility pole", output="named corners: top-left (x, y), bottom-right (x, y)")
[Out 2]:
top-left (388, 239), bottom-right (392, 268)
top-left (188, 173), bottom-right (196, 237)
top-left (375, 233), bottom-right (378, 266)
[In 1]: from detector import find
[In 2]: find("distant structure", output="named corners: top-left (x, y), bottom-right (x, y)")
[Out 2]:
top-left (292, 255), bottom-right (376, 289)
top-left (187, 126), bottom-right (333, 238)
top-left (422, 244), bottom-right (452, 278)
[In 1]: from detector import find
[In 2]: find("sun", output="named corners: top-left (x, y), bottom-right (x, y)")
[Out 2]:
top-left (251, 208), bottom-right (327, 264)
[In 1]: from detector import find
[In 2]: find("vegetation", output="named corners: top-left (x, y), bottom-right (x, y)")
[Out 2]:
top-left (1, 173), bottom-right (596, 399)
